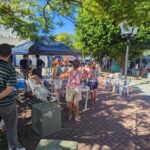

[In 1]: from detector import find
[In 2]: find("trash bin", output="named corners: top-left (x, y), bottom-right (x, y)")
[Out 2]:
top-left (32, 101), bottom-right (61, 137)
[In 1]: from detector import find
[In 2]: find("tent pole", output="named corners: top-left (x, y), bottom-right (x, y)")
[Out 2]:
top-left (12, 54), bottom-right (16, 66)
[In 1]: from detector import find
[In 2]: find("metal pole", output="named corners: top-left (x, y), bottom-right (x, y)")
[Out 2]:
top-left (124, 36), bottom-right (130, 79)
top-left (12, 54), bottom-right (16, 66)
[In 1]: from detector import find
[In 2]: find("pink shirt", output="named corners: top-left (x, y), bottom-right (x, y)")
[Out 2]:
top-left (84, 67), bottom-right (90, 73)
top-left (66, 70), bottom-right (82, 88)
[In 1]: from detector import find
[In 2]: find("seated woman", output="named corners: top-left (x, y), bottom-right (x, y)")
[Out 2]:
top-left (27, 69), bottom-right (53, 101)
top-left (28, 69), bottom-right (43, 85)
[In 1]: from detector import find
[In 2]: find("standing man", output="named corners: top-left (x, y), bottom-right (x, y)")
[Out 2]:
top-left (20, 55), bottom-right (32, 79)
top-left (0, 44), bottom-right (25, 150)
top-left (36, 55), bottom-right (45, 78)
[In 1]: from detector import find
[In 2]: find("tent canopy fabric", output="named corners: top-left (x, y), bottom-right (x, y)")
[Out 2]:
top-left (12, 41), bottom-right (34, 54)
top-left (12, 37), bottom-right (81, 56)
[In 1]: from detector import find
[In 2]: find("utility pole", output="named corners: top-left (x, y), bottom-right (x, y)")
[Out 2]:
top-left (119, 22), bottom-right (138, 79)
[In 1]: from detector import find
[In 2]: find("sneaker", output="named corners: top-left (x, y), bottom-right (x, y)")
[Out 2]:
top-left (75, 116), bottom-right (81, 122)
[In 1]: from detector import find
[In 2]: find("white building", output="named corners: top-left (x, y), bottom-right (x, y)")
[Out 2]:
top-left (0, 25), bottom-right (17, 38)
top-left (0, 25), bottom-right (26, 45)
top-left (0, 25), bottom-right (48, 66)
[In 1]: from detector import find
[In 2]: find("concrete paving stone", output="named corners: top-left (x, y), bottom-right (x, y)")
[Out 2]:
top-left (16, 77), bottom-right (150, 150)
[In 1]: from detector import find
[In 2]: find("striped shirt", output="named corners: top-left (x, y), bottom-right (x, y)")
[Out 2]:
top-left (0, 60), bottom-right (17, 106)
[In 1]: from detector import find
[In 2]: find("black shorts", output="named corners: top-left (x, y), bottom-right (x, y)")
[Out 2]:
top-left (85, 79), bottom-right (98, 90)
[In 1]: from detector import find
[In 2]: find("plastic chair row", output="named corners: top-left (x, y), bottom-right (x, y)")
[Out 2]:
top-left (112, 79), bottom-right (131, 96)
top-left (104, 76), bottom-right (131, 96)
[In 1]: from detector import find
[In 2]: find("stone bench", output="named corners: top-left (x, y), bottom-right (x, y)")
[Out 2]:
top-left (36, 139), bottom-right (78, 150)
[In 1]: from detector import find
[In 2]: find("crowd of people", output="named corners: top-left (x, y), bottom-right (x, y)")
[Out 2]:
top-left (54, 59), bottom-right (99, 121)
top-left (19, 54), bottom-right (45, 79)
top-left (17, 52), bottom-right (100, 122)
top-left (102, 55), bottom-right (112, 70)
top-left (2, 43), bottom-right (150, 150)
top-left (0, 43), bottom-right (101, 150)
top-left (27, 58), bottom-right (100, 121)
top-left (129, 61), bottom-right (150, 79)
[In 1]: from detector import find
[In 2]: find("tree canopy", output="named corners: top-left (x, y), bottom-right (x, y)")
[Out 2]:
top-left (0, 0), bottom-right (150, 64)
top-left (75, 0), bottom-right (150, 65)
top-left (96, 0), bottom-right (150, 25)
top-left (0, 0), bottom-right (78, 39)
top-left (55, 32), bottom-right (75, 47)
top-left (1, 0), bottom-right (150, 38)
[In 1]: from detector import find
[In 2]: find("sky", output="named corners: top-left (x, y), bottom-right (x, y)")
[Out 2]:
top-left (38, 1), bottom-right (76, 35)
top-left (37, 16), bottom-right (76, 36)
top-left (54, 18), bottom-right (75, 35)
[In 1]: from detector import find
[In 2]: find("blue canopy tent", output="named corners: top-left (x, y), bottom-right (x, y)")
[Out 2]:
top-left (12, 37), bottom-right (81, 56)
top-left (12, 37), bottom-right (81, 67)
top-left (12, 38), bottom-right (81, 90)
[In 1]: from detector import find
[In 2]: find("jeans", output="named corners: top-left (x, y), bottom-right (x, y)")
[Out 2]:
top-left (0, 103), bottom-right (18, 150)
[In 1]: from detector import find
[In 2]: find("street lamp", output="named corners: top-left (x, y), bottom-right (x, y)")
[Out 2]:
top-left (119, 22), bottom-right (138, 78)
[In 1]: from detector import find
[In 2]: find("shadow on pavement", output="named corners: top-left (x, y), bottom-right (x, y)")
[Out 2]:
top-left (17, 86), bottom-right (150, 150)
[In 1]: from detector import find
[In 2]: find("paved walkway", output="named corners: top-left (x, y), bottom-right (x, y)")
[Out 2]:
top-left (131, 79), bottom-right (150, 96)
top-left (18, 77), bottom-right (150, 150)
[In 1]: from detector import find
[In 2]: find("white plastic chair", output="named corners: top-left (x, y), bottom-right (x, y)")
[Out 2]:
top-left (119, 79), bottom-right (131, 96)
top-left (114, 73), bottom-right (122, 79)
top-left (104, 77), bottom-right (112, 90)
top-left (27, 79), bottom-right (37, 95)
top-left (112, 78), bottom-right (120, 93)
top-left (25, 80), bottom-right (32, 92)
top-left (27, 79), bottom-right (58, 102)
top-left (27, 79), bottom-right (47, 101)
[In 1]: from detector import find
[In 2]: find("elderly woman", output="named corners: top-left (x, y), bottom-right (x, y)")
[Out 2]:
top-left (66, 60), bottom-right (82, 121)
